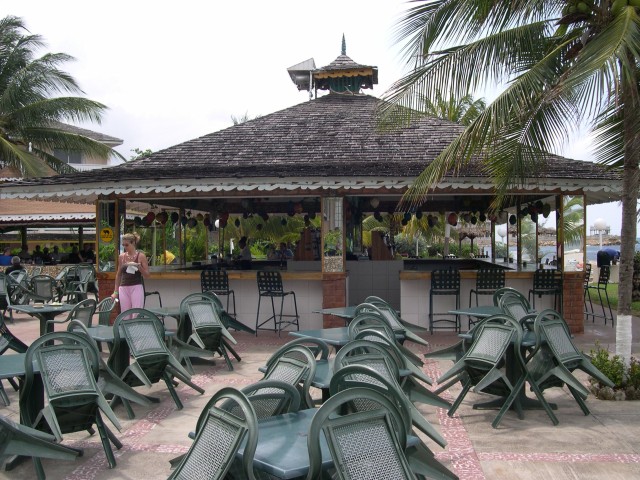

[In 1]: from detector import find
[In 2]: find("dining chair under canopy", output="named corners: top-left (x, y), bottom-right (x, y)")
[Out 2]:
top-left (0, 414), bottom-right (79, 480)
top-left (528, 309), bottom-right (614, 417)
top-left (45, 298), bottom-right (96, 332)
top-left (28, 274), bottom-right (58, 304)
top-left (435, 314), bottom-right (555, 428)
top-left (111, 308), bottom-right (204, 416)
top-left (330, 364), bottom-right (449, 453)
top-left (179, 292), bottom-right (240, 371)
top-left (21, 331), bottom-right (123, 468)
top-left (168, 387), bottom-right (259, 480)
top-left (0, 318), bottom-right (28, 406)
top-left (306, 387), bottom-right (418, 480)
top-left (261, 344), bottom-right (317, 409)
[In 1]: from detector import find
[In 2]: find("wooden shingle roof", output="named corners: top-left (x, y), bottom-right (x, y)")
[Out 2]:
top-left (4, 93), bottom-right (615, 188)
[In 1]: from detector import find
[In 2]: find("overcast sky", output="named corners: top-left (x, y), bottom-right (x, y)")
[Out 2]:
top-left (9, 0), bottom-right (627, 236)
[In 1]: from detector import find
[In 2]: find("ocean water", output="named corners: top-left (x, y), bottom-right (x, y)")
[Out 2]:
top-left (511, 244), bottom-right (638, 262)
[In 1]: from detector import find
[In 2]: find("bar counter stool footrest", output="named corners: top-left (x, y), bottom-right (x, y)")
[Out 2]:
top-left (429, 269), bottom-right (461, 334)
top-left (255, 271), bottom-right (299, 336)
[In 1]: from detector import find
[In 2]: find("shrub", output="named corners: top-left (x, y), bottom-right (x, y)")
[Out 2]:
top-left (589, 342), bottom-right (640, 400)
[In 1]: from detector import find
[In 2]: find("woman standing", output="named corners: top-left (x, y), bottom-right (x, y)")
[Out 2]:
top-left (111, 232), bottom-right (150, 311)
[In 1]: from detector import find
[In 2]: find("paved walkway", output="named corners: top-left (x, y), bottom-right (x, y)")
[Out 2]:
top-left (1, 312), bottom-right (639, 479)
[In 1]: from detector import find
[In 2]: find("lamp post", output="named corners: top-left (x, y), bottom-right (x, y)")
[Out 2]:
top-left (592, 218), bottom-right (609, 250)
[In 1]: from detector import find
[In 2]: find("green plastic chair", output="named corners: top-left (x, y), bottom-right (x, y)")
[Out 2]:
top-left (28, 274), bottom-right (58, 304)
top-left (112, 308), bottom-right (203, 416)
top-left (46, 298), bottom-right (97, 332)
top-left (201, 291), bottom-right (256, 334)
top-left (357, 299), bottom-right (430, 347)
top-left (169, 387), bottom-right (258, 480)
top-left (0, 414), bottom-right (79, 480)
top-left (0, 319), bottom-right (28, 406)
top-left (529, 309), bottom-right (613, 416)
top-left (349, 313), bottom-right (425, 368)
top-left (262, 344), bottom-right (317, 409)
top-left (169, 379), bottom-right (301, 469)
top-left (21, 331), bottom-right (122, 468)
top-left (331, 364), bottom-right (447, 448)
top-left (66, 320), bottom-right (154, 419)
top-left (179, 292), bottom-right (239, 371)
top-left (306, 387), bottom-right (417, 480)
top-left (364, 295), bottom-right (429, 334)
top-left (436, 315), bottom-right (534, 427)
top-left (498, 290), bottom-right (536, 330)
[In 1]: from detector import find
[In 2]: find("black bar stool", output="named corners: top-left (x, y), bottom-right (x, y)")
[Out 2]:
top-left (429, 268), bottom-right (460, 334)
top-left (468, 267), bottom-right (505, 329)
top-left (528, 268), bottom-right (562, 313)
top-left (201, 269), bottom-right (236, 318)
top-left (255, 271), bottom-right (299, 336)
top-left (585, 265), bottom-right (614, 326)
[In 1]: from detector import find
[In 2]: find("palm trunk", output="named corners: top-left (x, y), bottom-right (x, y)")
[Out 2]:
top-left (616, 55), bottom-right (640, 366)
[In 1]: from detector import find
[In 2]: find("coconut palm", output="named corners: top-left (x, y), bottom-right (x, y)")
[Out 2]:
top-left (422, 91), bottom-right (486, 126)
top-left (0, 15), bottom-right (121, 177)
top-left (381, 1), bottom-right (639, 363)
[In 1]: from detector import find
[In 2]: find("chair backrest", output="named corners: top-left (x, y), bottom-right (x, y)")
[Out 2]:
top-left (463, 315), bottom-right (521, 368)
top-left (498, 291), bottom-right (532, 324)
top-left (533, 309), bottom-right (583, 364)
top-left (113, 308), bottom-right (168, 359)
top-left (583, 263), bottom-right (592, 286)
top-left (475, 267), bottom-right (506, 291)
top-left (333, 339), bottom-right (401, 387)
top-left (263, 344), bottom-right (316, 409)
top-left (7, 270), bottom-right (27, 286)
top-left (354, 302), bottom-right (404, 331)
top-left (597, 265), bottom-right (610, 285)
top-left (96, 297), bottom-right (117, 326)
top-left (200, 269), bottom-right (230, 293)
top-left (30, 274), bottom-right (56, 302)
top-left (256, 270), bottom-right (284, 294)
top-left (170, 387), bottom-right (258, 480)
top-left (220, 379), bottom-right (301, 421)
top-left (349, 311), bottom-right (398, 342)
top-left (306, 387), bottom-right (414, 480)
top-left (21, 331), bottom-right (108, 432)
top-left (329, 364), bottom-right (413, 433)
top-left (430, 268), bottom-right (460, 291)
top-left (493, 286), bottom-right (527, 307)
top-left (180, 293), bottom-right (225, 331)
top-left (66, 298), bottom-right (97, 327)
top-left (0, 272), bottom-right (6, 296)
top-left (267, 337), bottom-right (330, 362)
top-left (533, 268), bottom-right (562, 291)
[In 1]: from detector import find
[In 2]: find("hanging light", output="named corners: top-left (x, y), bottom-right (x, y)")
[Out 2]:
top-left (370, 197), bottom-right (380, 209)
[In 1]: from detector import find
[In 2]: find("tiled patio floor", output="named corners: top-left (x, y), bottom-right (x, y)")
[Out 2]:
top-left (1, 312), bottom-right (639, 479)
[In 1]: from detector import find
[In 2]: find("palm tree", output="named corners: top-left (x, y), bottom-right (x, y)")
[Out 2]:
top-left (381, 1), bottom-right (639, 364)
top-left (0, 16), bottom-right (120, 177)
top-left (422, 91), bottom-right (486, 126)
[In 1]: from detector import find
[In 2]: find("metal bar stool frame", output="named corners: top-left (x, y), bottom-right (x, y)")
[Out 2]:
top-left (585, 265), bottom-right (614, 326)
top-left (429, 268), bottom-right (461, 334)
top-left (528, 268), bottom-right (563, 313)
top-left (255, 271), bottom-right (299, 336)
top-left (201, 269), bottom-right (236, 318)
top-left (468, 267), bottom-right (505, 329)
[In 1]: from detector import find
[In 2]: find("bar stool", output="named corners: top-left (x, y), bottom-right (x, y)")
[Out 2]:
top-left (429, 268), bottom-right (460, 334)
top-left (468, 267), bottom-right (505, 329)
top-left (528, 268), bottom-right (562, 313)
top-left (200, 268), bottom-right (236, 318)
top-left (585, 265), bottom-right (614, 326)
top-left (256, 271), bottom-right (299, 336)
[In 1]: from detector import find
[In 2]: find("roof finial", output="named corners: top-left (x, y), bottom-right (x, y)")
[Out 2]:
top-left (341, 34), bottom-right (346, 55)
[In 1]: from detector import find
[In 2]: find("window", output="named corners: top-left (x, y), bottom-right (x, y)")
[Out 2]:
top-left (53, 149), bottom-right (82, 164)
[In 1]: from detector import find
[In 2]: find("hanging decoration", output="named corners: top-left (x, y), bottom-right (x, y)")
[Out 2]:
top-left (447, 212), bottom-right (458, 226)
top-left (157, 211), bottom-right (168, 225)
top-left (170, 211), bottom-right (180, 224)
top-left (234, 218), bottom-right (241, 227)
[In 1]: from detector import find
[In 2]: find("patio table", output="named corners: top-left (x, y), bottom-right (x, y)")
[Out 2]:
top-left (236, 407), bottom-right (420, 479)
top-left (8, 303), bottom-right (75, 336)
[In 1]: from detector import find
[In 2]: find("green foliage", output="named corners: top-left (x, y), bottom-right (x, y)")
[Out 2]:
top-left (629, 357), bottom-right (640, 389)
top-left (0, 15), bottom-right (124, 177)
top-left (589, 343), bottom-right (625, 387)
